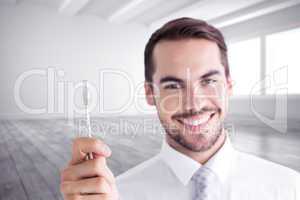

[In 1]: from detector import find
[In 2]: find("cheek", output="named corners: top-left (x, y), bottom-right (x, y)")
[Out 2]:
top-left (205, 83), bottom-right (229, 112)
top-left (157, 92), bottom-right (181, 116)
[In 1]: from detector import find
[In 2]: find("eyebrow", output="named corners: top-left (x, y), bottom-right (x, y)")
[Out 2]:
top-left (159, 76), bottom-right (184, 84)
top-left (200, 69), bottom-right (221, 79)
top-left (159, 69), bottom-right (221, 84)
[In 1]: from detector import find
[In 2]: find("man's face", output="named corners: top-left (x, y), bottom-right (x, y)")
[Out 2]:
top-left (145, 39), bottom-right (232, 152)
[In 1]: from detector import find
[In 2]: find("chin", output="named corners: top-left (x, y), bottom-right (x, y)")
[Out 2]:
top-left (167, 122), bottom-right (223, 152)
top-left (184, 134), bottom-right (216, 152)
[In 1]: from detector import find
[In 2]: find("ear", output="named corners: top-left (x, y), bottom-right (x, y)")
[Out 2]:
top-left (226, 76), bottom-right (233, 96)
top-left (144, 81), bottom-right (156, 106)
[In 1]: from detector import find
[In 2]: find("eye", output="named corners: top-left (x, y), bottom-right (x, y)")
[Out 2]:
top-left (201, 79), bottom-right (217, 86)
top-left (163, 83), bottom-right (182, 90)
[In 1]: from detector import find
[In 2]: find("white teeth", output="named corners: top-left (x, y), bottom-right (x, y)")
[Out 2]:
top-left (181, 114), bottom-right (212, 126)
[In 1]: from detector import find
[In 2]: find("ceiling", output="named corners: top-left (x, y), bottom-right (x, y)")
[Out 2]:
top-left (2, 0), bottom-right (300, 28)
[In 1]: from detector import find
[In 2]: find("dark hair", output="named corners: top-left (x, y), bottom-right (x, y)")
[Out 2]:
top-left (144, 17), bottom-right (230, 82)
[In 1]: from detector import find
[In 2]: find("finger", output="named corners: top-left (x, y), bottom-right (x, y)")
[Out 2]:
top-left (62, 194), bottom-right (80, 200)
top-left (64, 194), bottom-right (111, 200)
top-left (71, 137), bottom-right (111, 165)
top-left (61, 177), bottom-right (111, 195)
top-left (61, 158), bottom-right (115, 184)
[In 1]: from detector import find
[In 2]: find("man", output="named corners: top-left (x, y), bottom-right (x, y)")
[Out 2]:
top-left (60, 18), bottom-right (300, 200)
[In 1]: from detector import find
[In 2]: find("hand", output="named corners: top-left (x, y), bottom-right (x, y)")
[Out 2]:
top-left (60, 137), bottom-right (119, 200)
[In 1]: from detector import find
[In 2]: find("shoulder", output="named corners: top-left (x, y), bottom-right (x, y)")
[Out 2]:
top-left (235, 151), bottom-right (300, 186)
top-left (116, 155), bottom-right (172, 199)
top-left (116, 155), bottom-right (162, 182)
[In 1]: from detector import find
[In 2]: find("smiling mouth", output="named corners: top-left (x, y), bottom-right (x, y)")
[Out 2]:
top-left (176, 112), bottom-right (216, 133)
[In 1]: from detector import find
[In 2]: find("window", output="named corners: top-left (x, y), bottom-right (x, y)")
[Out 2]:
top-left (228, 27), bottom-right (300, 95)
top-left (228, 38), bottom-right (261, 95)
top-left (266, 28), bottom-right (300, 94)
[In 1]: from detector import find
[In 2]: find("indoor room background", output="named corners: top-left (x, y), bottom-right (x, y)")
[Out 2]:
top-left (0, 0), bottom-right (300, 200)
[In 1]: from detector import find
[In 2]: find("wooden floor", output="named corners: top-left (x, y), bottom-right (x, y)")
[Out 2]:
top-left (0, 116), bottom-right (299, 200)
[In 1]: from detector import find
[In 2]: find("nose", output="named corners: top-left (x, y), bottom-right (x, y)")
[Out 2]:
top-left (183, 83), bottom-right (207, 112)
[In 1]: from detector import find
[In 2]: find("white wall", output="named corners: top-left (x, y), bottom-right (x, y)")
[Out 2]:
top-left (221, 4), bottom-right (300, 43)
top-left (228, 95), bottom-right (300, 121)
top-left (0, 3), bottom-right (154, 119)
top-left (221, 4), bottom-right (300, 121)
top-left (1, 2), bottom-right (299, 123)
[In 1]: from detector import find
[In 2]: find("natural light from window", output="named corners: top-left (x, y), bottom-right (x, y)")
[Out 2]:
top-left (228, 38), bottom-right (261, 95)
top-left (266, 27), bottom-right (300, 94)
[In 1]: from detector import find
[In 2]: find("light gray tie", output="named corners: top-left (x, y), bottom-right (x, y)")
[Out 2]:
top-left (191, 166), bottom-right (222, 200)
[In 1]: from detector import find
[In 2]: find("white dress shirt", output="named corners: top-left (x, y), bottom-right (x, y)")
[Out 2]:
top-left (116, 135), bottom-right (300, 200)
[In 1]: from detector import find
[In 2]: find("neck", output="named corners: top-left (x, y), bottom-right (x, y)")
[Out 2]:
top-left (166, 130), bottom-right (226, 164)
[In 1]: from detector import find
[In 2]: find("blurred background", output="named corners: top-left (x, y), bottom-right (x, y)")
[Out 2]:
top-left (0, 0), bottom-right (300, 200)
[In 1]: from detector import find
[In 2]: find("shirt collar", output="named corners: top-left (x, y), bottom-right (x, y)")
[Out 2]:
top-left (159, 134), bottom-right (236, 186)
